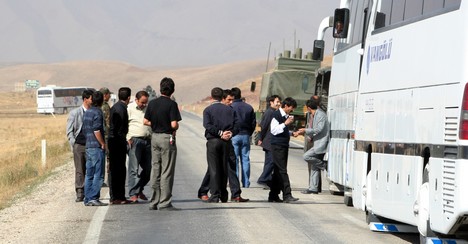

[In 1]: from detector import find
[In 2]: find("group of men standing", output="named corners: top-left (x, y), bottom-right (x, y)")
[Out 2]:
top-left (66, 80), bottom-right (328, 208)
top-left (199, 87), bottom-right (329, 204)
top-left (66, 78), bottom-right (182, 210)
top-left (256, 94), bottom-right (330, 202)
top-left (199, 87), bottom-right (255, 203)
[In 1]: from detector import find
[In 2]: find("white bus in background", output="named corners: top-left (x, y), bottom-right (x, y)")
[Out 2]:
top-left (36, 86), bottom-right (95, 114)
top-left (313, 0), bottom-right (468, 241)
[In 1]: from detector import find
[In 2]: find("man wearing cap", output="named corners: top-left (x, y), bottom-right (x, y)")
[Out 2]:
top-left (99, 87), bottom-right (111, 189)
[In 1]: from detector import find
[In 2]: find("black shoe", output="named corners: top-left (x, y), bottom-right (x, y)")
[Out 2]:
top-left (159, 205), bottom-right (180, 211)
top-left (268, 196), bottom-right (283, 203)
top-left (85, 200), bottom-right (108, 206)
top-left (231, 196), bottom-right (249, 202)
top-left (75, 196), bottom-right (84, 202)
top-left (220, 194), bottom-right (228, 203)
top-left (301, 190), bottom-right (318, 194)
top-left (283, 196), bottom-right (299, 203)
top-left (149, 205), bottom-right (158, 210)
top-left (206, 196), bottom-right (220, 203)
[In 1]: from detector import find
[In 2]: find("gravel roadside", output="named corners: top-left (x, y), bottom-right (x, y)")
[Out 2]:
top-left (0, 161), bottom-right (108, 243)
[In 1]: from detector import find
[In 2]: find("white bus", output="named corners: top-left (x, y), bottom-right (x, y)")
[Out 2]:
top-left (314, 0), bottom-right (467, 241)
top-left (36, 86), bottom-right (95, 114)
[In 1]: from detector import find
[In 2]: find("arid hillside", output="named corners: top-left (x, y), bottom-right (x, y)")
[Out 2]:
top-left (0, 56), bottom-right (332, 112)
top-left (0, 59), bottom-right (266, 105)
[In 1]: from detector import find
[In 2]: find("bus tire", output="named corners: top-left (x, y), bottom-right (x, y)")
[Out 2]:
top-left (344, 195), bottom-right (353, 206)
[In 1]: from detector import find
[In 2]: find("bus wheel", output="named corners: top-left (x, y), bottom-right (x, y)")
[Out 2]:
top-left (344, 195), bottom-right (353, 206)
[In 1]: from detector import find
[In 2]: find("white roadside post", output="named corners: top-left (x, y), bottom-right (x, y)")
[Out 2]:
top-left (41, 139), bottom-right (46, 168)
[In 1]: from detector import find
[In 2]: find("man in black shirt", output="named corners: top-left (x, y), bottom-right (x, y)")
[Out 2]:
top-left (108, 87), bottom-right (131, 204)
top-left (144, 77), bottom-right (182, 211)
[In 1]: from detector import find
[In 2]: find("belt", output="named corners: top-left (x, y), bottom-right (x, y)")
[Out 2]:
top-left (133, 136), bottom-right (151, 140)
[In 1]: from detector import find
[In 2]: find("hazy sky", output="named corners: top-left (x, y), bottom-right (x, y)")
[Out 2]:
top-left (0, 0), bottom-right (340, 67)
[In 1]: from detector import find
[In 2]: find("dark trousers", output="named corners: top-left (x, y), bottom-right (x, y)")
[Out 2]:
top-left (269, 144), bottom-right (292, 199)
top-left (206, 138), bottom-right (229, 201)
top-left (198, 143), bottom-right (241, 198)
top-left (108, 137), bottom-right (127, 201)
top-left (257, 148), bottom-right (274, 184)
top-left (73, 143), bottom-right (86, 198)
top-left (127, 138), bottom-right (152, 197)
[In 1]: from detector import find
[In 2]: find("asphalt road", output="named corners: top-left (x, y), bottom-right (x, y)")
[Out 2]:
top-left (92, 111), bottom-right (419, 244)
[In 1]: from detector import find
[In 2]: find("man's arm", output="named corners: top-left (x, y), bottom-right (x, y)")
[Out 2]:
top-left (143, 118), bottom-right (151, 126)
top-left (203, 108), bottom-right (222, 137)
top-left (259, 109), bottom-right (272, 140)
top-left (305, 111), bottom-right (326, 137)
top-left (171, 121), bottom-right (179, 130)
top-left (66, 109), bottom-right (77, 145)
top-left (249, 109), bottom-right (256, 136)
top-left (93, 111), bottom-right (106, 149)
top-left (94, 131), bottom-right (106, 150)
top-left (270, 116), bottom-right (294, 136)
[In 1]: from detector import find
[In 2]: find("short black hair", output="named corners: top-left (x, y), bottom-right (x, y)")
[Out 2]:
top-left (222, 89), bottom-right (232, 100)
top-left (160, 77), bottom-right (175, 96)
top-left (306, 98), bottom-right (319, 110)
top-left (281, 97), bottom-right (297, 109)
top-left (231, 87), bottom-right (241, 99)
top-left (118, 87), bottom-right (131, 101)
top-left (92, 91), bottom-right (104, 107)
top-left (82, 89), bottom-right (93, 100)
top-left (135, 90), bottom-right (149, 99)
top-left (211, 87), bottom-right (223, 101)
top-left (267, 95), bottom-right (281, 103)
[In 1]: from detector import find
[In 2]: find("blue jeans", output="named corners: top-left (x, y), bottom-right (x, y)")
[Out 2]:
top-left (127, 137), bottom-right (152, 197)
top-left (232, 134), bottom-right (251, 187)
top-left (84, 147), bottom-right (105, 204)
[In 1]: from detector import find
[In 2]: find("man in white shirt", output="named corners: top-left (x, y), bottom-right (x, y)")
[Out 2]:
top-left (127, 91), bottom-right (152, 203)
top-left (268, 97), bottom-right (299, 203)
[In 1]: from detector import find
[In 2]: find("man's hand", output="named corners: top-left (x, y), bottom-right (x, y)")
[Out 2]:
top-left (292, 128), bottom-right (305, 137)
top-left (285, 116), bottom-right (294, 125)
top-left (257, 140), bottom-right (262, 146)
top-left (221, 131), bottom-right (232, 140)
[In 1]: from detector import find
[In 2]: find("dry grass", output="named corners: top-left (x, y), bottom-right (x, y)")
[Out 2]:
top-left (0, 92), bottom-right (70, 209)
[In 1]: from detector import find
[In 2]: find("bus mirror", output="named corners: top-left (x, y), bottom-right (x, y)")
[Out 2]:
top-left (333, 8), bottom-right (350, 38)
top-left (375, 12), bottom-right (386, 29)
top-left (312, 40), bottom-right (324, 61)
top-left (250, 81), bottom-right (256, 92)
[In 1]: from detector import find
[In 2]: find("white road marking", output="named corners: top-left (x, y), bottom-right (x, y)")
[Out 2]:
top-left (83, 193), bottom-right (110, 244)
